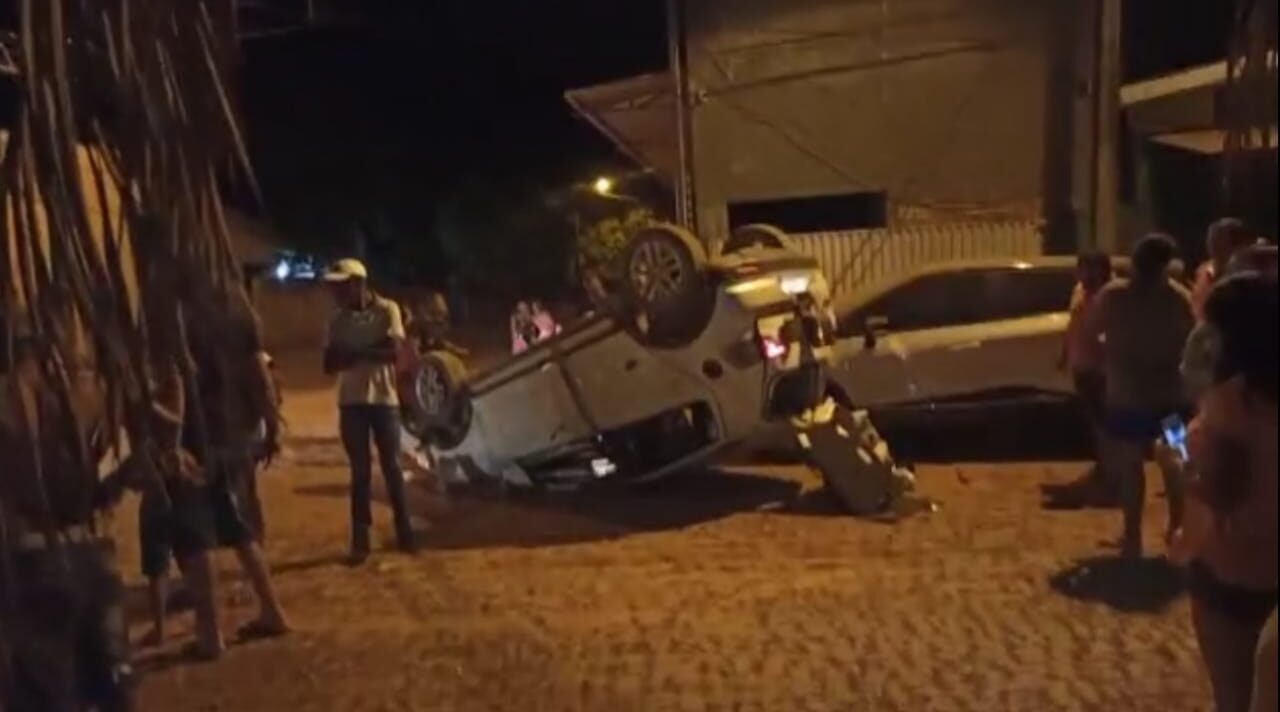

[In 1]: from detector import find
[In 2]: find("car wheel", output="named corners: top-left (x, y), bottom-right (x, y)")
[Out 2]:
top-left (403, 351), bottom-right (472, 448)
top-left (722, 223), bottom-right (798, 254)
top-left (620, 224), bottom-right (713, 346)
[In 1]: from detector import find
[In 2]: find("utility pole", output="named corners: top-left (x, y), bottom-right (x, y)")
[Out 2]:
top-left (1091, 0), bottom-right (1122, 254)
top-left (666, 0), bottom-right (697, 234)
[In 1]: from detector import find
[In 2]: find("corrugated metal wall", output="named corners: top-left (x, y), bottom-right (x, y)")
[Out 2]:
top-left (791, 220), bottom-right (1044, 299)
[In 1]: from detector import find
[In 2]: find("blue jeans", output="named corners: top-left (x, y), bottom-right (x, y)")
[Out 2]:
top-left (339, 405), bottom-right (412, 547)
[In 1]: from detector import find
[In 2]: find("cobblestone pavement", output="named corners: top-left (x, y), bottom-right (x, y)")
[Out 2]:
top-left (118, 420), bottom-right (1209, 712)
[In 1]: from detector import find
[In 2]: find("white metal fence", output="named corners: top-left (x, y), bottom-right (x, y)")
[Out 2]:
top-left (790, 221), bottom-right (1044, 300)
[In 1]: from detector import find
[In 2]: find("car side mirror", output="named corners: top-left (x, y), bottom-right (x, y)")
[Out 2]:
top-left (863, 315), bottom-right (889, 349)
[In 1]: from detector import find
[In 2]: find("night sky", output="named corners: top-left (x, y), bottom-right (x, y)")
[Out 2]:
top-left (238, 0), bottom-right (667, 277)
top-left (0, 0), bottom-right (1236, 283)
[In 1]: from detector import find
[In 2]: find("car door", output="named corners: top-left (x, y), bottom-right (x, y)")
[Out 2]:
top-left (870, 270), bottom-right (995, 403)
top-left (905, 267), bottom-right (1077, 401)
top-left (831, 272), bottom-right (980, 407)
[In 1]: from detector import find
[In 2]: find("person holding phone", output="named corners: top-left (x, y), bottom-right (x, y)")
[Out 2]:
top-left (1165, 273), bottom-right (1277, 712)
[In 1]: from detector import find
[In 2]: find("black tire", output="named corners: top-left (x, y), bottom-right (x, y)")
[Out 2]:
top-left (825, 379), bottom-right (856, 411)
top-left (402, 351), bottom-right (472, 448)
top-left (619, 224), bottom-right (713, 346)
top-left (722, 223), bottom-right (798, 254)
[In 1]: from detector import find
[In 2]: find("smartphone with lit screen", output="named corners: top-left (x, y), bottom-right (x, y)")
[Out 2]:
top-left (1160, 414), bottom-right (1189, 461)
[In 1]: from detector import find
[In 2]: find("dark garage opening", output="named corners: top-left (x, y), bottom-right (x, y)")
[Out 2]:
top-left (728, 192), bottom-right (888, 233)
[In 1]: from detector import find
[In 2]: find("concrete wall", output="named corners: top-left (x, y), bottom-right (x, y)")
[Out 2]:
top-left (254, 281), bottom-right (334, 353)
top-left (681, 0), bottom-right (1080, 242)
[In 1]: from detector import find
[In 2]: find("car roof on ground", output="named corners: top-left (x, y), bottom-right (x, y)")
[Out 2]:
top-left (833, 255), bottom-right (1130, 317)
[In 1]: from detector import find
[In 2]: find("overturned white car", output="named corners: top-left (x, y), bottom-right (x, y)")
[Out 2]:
top-left (401, 224), bottom-right (912, 515)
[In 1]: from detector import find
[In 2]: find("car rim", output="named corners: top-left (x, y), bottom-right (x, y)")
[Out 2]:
top-left (630, 239), bottom-right (686, 303)
top-left (415, 366), bottom-right (448, 416)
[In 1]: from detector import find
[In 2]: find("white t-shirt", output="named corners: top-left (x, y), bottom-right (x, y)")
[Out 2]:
top-left (327, 295), bottom-right (405, 407)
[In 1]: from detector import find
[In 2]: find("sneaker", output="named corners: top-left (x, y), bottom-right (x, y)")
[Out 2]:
top-left (346, 547), bottom-right (370, 567)
top-left (348, 529), bottom-right (371, 566)
top-left (396, 530), bottom-right (420, 555)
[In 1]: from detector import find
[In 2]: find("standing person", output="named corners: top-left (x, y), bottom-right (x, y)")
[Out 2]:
top-left (510, 301), bottom-right (538, 355)
top-left (107, 387), bottom-right (224, 659)
top-left (1184, 230), bottom-right (1265, 406)
top-left (1167, 274), bottom-right (1277, 712)
top-left (1084, 234), bottom-right (1195, 558)
top-left (1193, 218), bottom-right (1255, 321)
top-left (530, 300), bottom-right (561, 340)
top-left (410, 292), bottom-right (467, 356)
top-left (1056, 251), bottom-right (1114, 503)
top-left (181, 284), bottom-right (291, 643)
top-left (583, 271), bottom-right (609, 312)
top-left (323, 259), bottom-right (415, 564)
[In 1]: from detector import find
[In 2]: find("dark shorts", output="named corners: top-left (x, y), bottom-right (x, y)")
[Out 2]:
top-left (1189, 559), bottom-right (1279, 629)
top-left (139, 486), bottom-right (217, 578)
top-left (1104, 406), bottom-right (1191, 443)
top-left (138, 463), bottom-right (256, 578)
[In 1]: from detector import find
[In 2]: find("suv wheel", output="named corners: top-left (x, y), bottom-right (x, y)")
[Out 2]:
top-left (402, 351), bottom-right (472, 448)
top-left (619, 224), bottom-right (713, 346)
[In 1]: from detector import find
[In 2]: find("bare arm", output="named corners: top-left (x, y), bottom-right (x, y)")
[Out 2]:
top-left (1079, 288), bottom-right (1108, 359)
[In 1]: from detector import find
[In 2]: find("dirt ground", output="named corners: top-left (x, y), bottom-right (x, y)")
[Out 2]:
top-left (118, 371), bottom-right (1213, 711)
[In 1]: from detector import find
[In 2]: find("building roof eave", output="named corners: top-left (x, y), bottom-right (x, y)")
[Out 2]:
top-left (564, 72), bottom-right (678, 183)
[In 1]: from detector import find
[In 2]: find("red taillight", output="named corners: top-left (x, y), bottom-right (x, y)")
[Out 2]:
top-left (760, 335), bottom-right (788, 360)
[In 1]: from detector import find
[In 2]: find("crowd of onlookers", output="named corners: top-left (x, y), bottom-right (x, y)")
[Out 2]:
top-left (106, 228), bottom-right (1276, 709)
top-left (1060, 219), bottom-right (1277, 712)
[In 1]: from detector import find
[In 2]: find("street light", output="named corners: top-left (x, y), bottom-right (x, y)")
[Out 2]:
top-left (592, 176), bottom-right (615, 196)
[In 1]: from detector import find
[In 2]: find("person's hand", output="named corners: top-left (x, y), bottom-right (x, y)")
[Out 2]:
top-left (1154, 439), bottom-right (1186, 474)
top-left (259, 428), bottom-right (282, 469)
top-left (93, 472), bottom-right (128, 509)
top-left (1166, 526), bottom-right (1191, 565)
top-left (252, 417), bottom-right (282, 469)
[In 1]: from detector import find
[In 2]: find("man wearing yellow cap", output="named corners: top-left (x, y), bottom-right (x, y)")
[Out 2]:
top-left (323, 259), bottom-right (414, 563)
